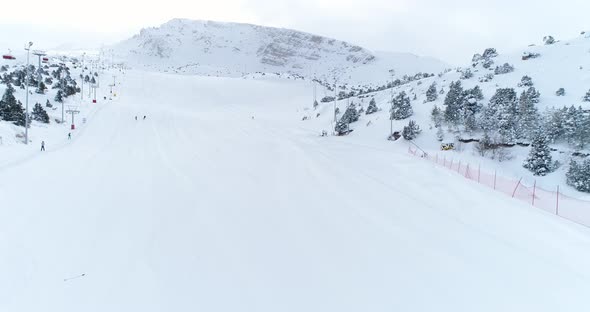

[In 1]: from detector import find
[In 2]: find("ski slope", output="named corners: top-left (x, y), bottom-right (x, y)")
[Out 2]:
top-left (1, 71), bottom-right (590, 311)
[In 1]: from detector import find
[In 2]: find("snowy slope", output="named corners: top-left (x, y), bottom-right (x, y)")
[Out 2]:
top-left (0, 57), bottom-right (110, 165)
top-left (1, 70), bottom-right (590, 311)
top-left (113, 19), bottom-right (448, 83)
top-left (311, 32), bottom-right (590, 197)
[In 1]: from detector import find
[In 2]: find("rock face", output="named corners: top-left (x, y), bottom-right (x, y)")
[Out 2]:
top-left (113, 18), bottom-right (376, 77)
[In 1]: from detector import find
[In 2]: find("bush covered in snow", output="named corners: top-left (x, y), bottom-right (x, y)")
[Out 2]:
top-left (494, 63), bottom-right (514, 75)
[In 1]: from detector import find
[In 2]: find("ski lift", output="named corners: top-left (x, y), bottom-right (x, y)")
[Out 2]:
top-left (2, 49), bottom-right (15, 60)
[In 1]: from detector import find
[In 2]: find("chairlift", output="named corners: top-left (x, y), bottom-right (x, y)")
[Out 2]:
top-left (2, 49), bottom-right (15, 60)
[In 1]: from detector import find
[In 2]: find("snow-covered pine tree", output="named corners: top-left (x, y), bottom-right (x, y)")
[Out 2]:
top-left (466, 85), bottom-right (484, 101)
top-left (431, 105), bottom-right (443, 128)
top-left (341, 103), bottom-right (360, 124)
top-left (334, 121), bottom-right (349, 136)
top-left (488, 88), bottom-right (518, 143)
top-left (402, 120), bottom-right (421, 140)
top-left (32, 103), bottom-right (50, 123)
top-left (425, 82), bottom-right (438, 102)
top-left (566, 159), bottom-right (590, 193)
top-left (55, 90), bottom-right (64, 103)
top-left (523, 133), bottom-right (555, 176)
top-left (0, 83), bottom-right (17, 120)
top-left (563, 105), bottom-right (581, 145)
top-left (517, 75), bottom-right (534, 87)
top-left (366, 98), bottom-right (378, 115)
top-left (443, 81), bottom-right (464, 126)
top-left (45, 99), bottom-right (53, 108)
top-left (390, 91), bottom-right (413, 120)
top-left (517, 87), bottom-right (540, 140)
top-left (583, 89), bottom-right (590, 102)
top-left (313, 100), bottom-right (319, 110)
top-left (35, 81), bottom-right (47, 94)
top-left (576, 112), bottom-right (590, 150)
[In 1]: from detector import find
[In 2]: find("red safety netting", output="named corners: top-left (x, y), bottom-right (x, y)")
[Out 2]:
top-left (408, 146), bottom-right (590, 227)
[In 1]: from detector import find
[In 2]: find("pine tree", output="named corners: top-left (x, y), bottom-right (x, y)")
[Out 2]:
top-left (402, 120), bottom-right (421, 140)
top-left (32, 103), bottom-right (50, 123)
top-left (545, 107), bottom-right (567, 142)
top-left (425, 82), bottom-right (438, 102)
top-left (517, 75), bottom-right (534, 87)
top-left (467, 85), bottom-right (484, 101)
top-left (517, 87), bottom-right (540, 140)
top-left (583, 89), bottom-right (590, 102)
top-left (334, 121), bottom-right (349, 136)
top-left (390, 91), bottom-right (413, 120)
top-left (313, 100), bottom-right (319, 110)
top-left (431, 105), bottom-right (443, 128)
top-left (563, 105), bottom-right (580, 145)
top-left (45, 99), bottom-right (53, 108)
top-left (523, 133), bottom-right (555, 176)
top-left (0, 83), bottom-right (17, 120)
top-left (443, 81), bottom-right (464, 126)
top-left (35, 81), bottom-right (47, 94)
top-left (566, 159), bottom-right (590, 193)
top-left (366, 98), bottom-right (378, 115)
top-left (576, 113), bottom-right (590, 150)
top-left (55, 90), bottom-right (64, 103)
top-left (341, 103), bottom-right (360, 124)
top-left (485, 88), bottom-right (518, 143)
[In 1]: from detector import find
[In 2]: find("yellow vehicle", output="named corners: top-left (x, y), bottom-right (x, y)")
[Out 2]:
top-left (441, 143), bottom-right (455, 151)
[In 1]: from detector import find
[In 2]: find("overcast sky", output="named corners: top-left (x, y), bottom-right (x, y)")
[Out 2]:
top-left (1, 0), bottom-right (589, 64)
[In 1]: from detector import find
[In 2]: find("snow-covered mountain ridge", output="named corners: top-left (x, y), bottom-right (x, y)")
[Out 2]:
top-left (113, 18), bottom-right (448, 83)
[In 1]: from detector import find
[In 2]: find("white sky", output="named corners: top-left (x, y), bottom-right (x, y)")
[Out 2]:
top-left (1, 0), bottom-right (589, 64)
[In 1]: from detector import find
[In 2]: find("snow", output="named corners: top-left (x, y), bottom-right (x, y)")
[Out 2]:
top-left (317, 32), bottom-right (590, 199)
top-left (112, 19), bottom-right (448, 85)
top-left (2, 69), bottom-right (590, 311)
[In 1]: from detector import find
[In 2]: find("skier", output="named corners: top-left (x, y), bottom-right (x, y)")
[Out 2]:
top-left (135, 116), bottom-right (137, 121)
top-left (143, 115), bottom-right (146, 120)
top-left (68, 133), bottom-right (71, 140)
top-left (41, 141), bottom-right (45, 151)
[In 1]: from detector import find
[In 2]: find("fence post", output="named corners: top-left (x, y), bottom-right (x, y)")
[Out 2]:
top-left (444, 156), bottom-right (446, 167)
top-left (493, 171), bottom-right (497, 190)
top-left (512, 177), bottom-right (523, 198)
top-left (457, 161), bottom-right (461, 173)
top-left (450, 159), bottom-right (453, 170)
top-left (436, 154), bottom-right (438, 164)
top-left (465, 164), bottom-right (470, 178)
top-left (533, 180), bottom-right (537, 207)
top-left (556, 185), bottom-right (560, 216)
top-left (478, 164), bottom-right (481, 183)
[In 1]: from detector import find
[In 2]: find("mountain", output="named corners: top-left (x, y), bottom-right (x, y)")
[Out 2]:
top-left (308, 32), bottom-right (590, 197)
top-left (113, 19), bottom-right (448, 83)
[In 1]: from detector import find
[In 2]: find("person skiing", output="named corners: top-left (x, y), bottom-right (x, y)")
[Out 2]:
top-left (143, 115), bottom-right (146, 120)
top-left (41, 141), bottom-right (45, 151)
top-left (68, 133), bottom-right (71, 140)
top-left (135, 116), bottom-right (138, 120)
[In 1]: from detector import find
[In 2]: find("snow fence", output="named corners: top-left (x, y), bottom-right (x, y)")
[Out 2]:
top-left (408, 146), bottom-right (590, 228)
